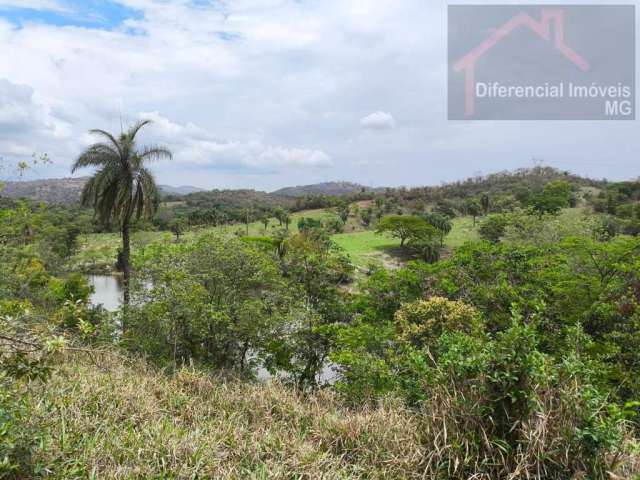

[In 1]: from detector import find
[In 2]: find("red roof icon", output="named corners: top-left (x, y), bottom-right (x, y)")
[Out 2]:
top-left (454, 9), bottom-right (590, 117)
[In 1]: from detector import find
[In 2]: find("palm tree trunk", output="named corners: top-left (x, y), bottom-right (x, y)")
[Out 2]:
top-left (122, 221), bottom-right (131, 311)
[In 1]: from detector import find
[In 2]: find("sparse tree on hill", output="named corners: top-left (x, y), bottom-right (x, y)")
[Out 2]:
top-left (261, 213), bottom-right (270, 232)
top-left (376, 215), bottom-right (431, 248)
top-left (274, 207), bottom-right (285, 226)
top-left (465, 199), bottom-right (482, 226)
top-left (169, 218), bottom-right (186, 242)
top-left (338, 202), bottom-right (350, 223)
top-left (283, 211), bottom-right (291, 231)
top-left (424, 212), bottom-right (452, 247)
top-left (360, 207), bottom-right (373, 228)
top-left (243, 208), bottom-right (253, 235)
top-left (481, 194), bottom-right (490, 216)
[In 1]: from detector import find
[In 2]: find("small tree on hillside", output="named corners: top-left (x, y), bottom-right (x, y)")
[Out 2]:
top-left (376, 215), bottom-right (430, 247)
top-left (169, 218), bottom-right (186, 242)
top-left (273, 207), bottom-right (286, 226)
top-left (338, 202), bottom-right (350, 223)
top-left (261, 213), bottom-right (270, 232)
top-left (481, 194), bottom-right (490, 216)
top-left (242, 208), bottom-right (253, 235)
top-left (360, 207), bottom-right (373, 228)
top-left (479, 214), bottom-right (510, 244)
top-left (531, 181), bottom-right (572, 215)
top-left (465, 199), bottom-right (482, 226)
top-left (424, 212), bottom-right (452, 247)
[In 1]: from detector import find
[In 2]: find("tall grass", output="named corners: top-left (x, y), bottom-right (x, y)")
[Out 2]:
top-left (11, 351), bottom-right (640, 479)
top-left (17, 351), bottom-right (424, 479)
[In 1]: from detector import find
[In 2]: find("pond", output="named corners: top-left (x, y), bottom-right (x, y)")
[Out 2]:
top-left (87, 274), bottom-right (123, 312)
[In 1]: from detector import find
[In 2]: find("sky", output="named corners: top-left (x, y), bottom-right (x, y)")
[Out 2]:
top-left (0, 0), bottom-right (637, 191)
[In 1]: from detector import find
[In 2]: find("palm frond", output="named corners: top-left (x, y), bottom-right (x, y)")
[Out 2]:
top-left (127, 119), bottom-right (153, 141)
top-left (133, 167), bottom-right (160, 220)
top-left (139, 146), bottom-right (173, 162)
top-left (88, 166), bottom-right (121, 223)
top-left (71, 143), bottom-right (119, 173)
top-left (72, 123), bottom-right (171, 228)
top-left (88, 129), bottom-right (124, 158)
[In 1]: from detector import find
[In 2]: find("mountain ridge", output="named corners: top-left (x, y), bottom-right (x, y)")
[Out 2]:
top-left (0, 178), bottom-right (383, 204)
top-left (0, 177), bottom-right (205, 204)
top-left (272, 181), bottom-right (382, 197)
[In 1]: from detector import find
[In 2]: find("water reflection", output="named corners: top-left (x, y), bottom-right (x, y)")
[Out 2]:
top-left (86, 274), bottom-right (123, 312)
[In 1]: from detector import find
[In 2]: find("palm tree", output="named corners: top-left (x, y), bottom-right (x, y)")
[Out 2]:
top-left (71, 120), bottom-right (172, 315)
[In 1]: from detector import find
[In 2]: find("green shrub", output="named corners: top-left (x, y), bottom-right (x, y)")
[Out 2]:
top-left (394, 297), bottom-right (483, 349)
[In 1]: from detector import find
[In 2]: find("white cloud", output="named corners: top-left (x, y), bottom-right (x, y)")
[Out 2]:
top-left (138, 111), bottom-right (332, 172)
top-left (0, 0), bottom-right (638, 189)
top-left (0, 78), bottom-right (71, 159)
top-left (256, 146), bottom-right (332, 169)
top-left (360, 111), bottom-right (396, 131)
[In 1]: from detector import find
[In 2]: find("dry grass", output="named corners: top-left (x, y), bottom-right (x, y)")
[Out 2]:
top-left (417, 382), bottom-right (640, 480)
top-left (20, 351), bottom-right (426, 479)
top-left (15, 351), bottom-right (640, 479)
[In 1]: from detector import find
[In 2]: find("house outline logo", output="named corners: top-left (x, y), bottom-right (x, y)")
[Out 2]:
top-left (453, 9), bottom-right (590, 117)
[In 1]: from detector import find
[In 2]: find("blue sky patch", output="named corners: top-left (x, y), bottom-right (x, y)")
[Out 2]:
top-left (0, 0), bottom-right (142, 30)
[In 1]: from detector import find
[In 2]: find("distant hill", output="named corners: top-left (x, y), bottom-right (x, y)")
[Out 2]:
top-left (0, 177), bottom-right (87, 205)
top-left (183, 189), bottom-right (296, 211)
top-left (0, 168), bottom-right (603, 207)
top-left (273, 181), bottom-right (379, 197)
top-left (159, 185), bottom-right (205, 196)
top-left (0, 177), bottom-right (205, 205)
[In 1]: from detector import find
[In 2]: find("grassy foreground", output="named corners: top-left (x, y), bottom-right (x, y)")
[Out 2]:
top-left (14, 351), bottom-right (640, 479)
top-left (18, 352), bottom-right (423, 479)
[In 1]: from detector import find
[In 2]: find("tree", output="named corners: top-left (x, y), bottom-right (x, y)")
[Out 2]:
top-left (169, 218), bottom-right (186, 242)
top-left (531, 181), bottom-right (572, 215)
top-left (338, 202), bottom-right (350, 223)
top-left (395, 297), bottom-right (481, 349)
top-left (408, 237), bottom-right (441, 263)
top-left (478, 214), bottom-right (509, 244)
top-left (283, 211), bottom-right (291, 231)
top-left (464, 199), bottom-right (481, 226)
top-left (424, 212), bottom-right (452, 247)
top-left (434, 201), bottom-right (456, 218)
top-left (360, 207), bottom-right (373, 228)
top-left (261, 213), bottom-right (270, 232)
top-left (242, 208), bottom-right (253, 235)
top-left (71, 120), bottom-right (172, 312)
top-left (273, 207), bottom-right (285, 226)
top-left (376, 215), bottom-right (431, 248)
top-left (480, 194), bottom-right (490, 216)
top-left (298, 217), bottom-right (323, 233)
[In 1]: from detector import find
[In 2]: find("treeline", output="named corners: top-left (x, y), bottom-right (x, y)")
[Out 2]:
top-left (154, 167), bottom-right (592, 232)
top-left (158, 188), bottom-right (375, 230)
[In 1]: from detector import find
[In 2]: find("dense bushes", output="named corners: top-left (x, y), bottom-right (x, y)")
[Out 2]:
top-left (332, 302), bottom-right (638, 477)
top-left (329, 232), bottom-right (640, 477)
top-left (125, 232), bottom-right (352, 388)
